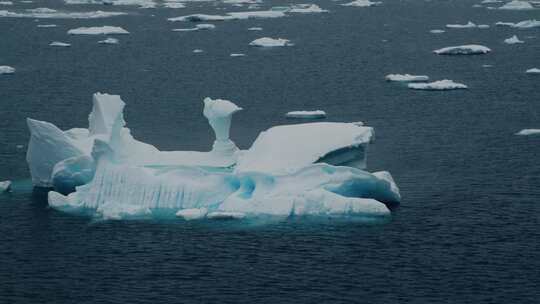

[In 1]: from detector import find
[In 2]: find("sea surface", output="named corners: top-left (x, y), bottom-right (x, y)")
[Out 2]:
top-left (1, 0), bottom-right (539, 303)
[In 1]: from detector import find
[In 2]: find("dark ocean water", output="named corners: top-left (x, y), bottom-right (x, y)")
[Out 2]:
top-left (1, 0), bottom-right (540, 303)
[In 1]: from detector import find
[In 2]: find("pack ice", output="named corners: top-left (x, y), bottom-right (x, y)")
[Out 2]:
top-left (28, 93), bottom-right (401, 220)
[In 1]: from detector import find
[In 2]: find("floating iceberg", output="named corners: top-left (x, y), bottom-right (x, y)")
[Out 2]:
top-left (230, 53), bottom-right (246, 57)
top-left (342, 0), bottom-right (382, 7)
top-left (526, 68), bottom-right (540, 74)
top-left (193, 49), bottom-right (204, 53)
top-left (504, 35), bottom-right (524, 44)
top-left (446, 21), bottom-right (477, 28)
top-left (408, 80), bottom-right (468, 90)
top-left (50, 41), bottom-right (71, 47)
top-left (434, 44), bottom-right (491, 55)
top-left (98, 37), bottom-right (119, 44)
top-left (385, 74), bottom-right (429, 82)
top-left (0, 180), bottom-right (11, 192)
top-left (68, 26), bottom-right (129, 35)
top-left (287, 4), bottom-right (328, 13)
top-left (65, 0), bottom-right (157, 8)
top-left (515, 129), bottom-right (540, 136)
top-left (0, 65), bottom-right (15, 74)
top-left (285, 110), bottom-right (327, 119)
top-left (0, 8), bottom-right (126, 19)
top-left (163, 2), bottom-right (185, 8)
top-left (172, 23), bottom-right (215, 31)
top-left (430, 29), bottom-right (445, 34)
top-left (168, 10), bottom-right (286, 22)
top-left (482, 0), bottom-right (502, 3)
top-left (249, 37), bottom-right (292, 47)
top-left (496, 20), bottom-right (540, 29)
top-left (499, 0), bottom-right (535, 10)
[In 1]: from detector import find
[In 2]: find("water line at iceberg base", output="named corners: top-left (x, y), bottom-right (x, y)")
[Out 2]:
top-left (25, 93), bottom-right (401, 222)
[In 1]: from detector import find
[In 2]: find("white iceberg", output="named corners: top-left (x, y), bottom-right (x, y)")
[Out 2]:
top-left (65, 0), bottom-right (157, 8)
top-left (434, 44), bottom-right (491, 55)
top-left (285, 110), bottom-right (327, 119)
top-left (504, 35), bottom-right (524, 44)
top-left (446, 21), bottom-right (478, 28)
top-left (408, 80), bottom-right (468, 90)
top-left (193, 49), bottom-right (203, 53)
top-left (163, 2), bottom-right (185, 8)
top-left (0, 180), bottom-right (11, 192)
top-left (287, 4), bottom-right (328, 13)
top-left (496, 20), bottom-right (540, 29)
top-left (230, 53), bottom-right (245, 57)
top-left (385, 74), bottom-right (429, 82)
top-left (50, 41), bottom-right (71, 47)
top-left (482, 0), bottom-right (502, 3)
top-left (172, 23), bottom-right (215, 31)
top-left (526, 68), bottom-right (540, 74)
top-left (0, 8), bottom-right (126, 19)
top-left (0, 65), bottom-right (15, 74)
top-left (249, 37), bottom-right (292, 47)
top-left (0, 1), bottom-right (13, 5)
top-left (168, 10), bottom-right (286, 22)
top-left (342, 0), bottom-right (382, 7)
top-left (499, 0), bottom-right (535, 10)
top-left (98, 37), bottom-right (119, 44)
top-left (68, 26), bottom-right (129, 35)
top-left (515, 129), bottom-right (540, 135)
top-left (430, 29), bottom-right (445, 34)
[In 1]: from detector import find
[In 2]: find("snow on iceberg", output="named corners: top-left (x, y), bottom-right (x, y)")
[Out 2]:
top-left (385, 74), bottom-right (429, 82)
top-left (499, 0), bottom-right (535, 10)
top-left (0, 8), bottom-right (126, 19)
top-left (408, 80), bottom-right (468, 90)
top-left (515, 129), bottom-right (540, 136)
top-left (68, 26), bottom-right (129, 35)
top-left (342, 0), bottom-right (382, 7)
top-left (504, 35), bottom-right (524, 44)
top-left (0, 65), bottom-right (15, 74)
top-left (285, 110), bottom-right (327, 119)
top-left (0, 180), bottom-right (11, 192)
top-left (526, 68), bottom-right (540, 74)
top-left (50, 41), bottom-right (71, 47)
top-left (434, 44), bottom-right (491, 55)
top-left (249, 37), bottom-right (292, 47)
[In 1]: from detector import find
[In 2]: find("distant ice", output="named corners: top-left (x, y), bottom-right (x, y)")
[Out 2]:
top-left (0, 65), bottom-right (15, 74)
top-left (434, 44), bottom-right (491, 55)
top-left (193, 49), bottom-right (203, 53)
top-left (230, 53), bottom-right (245, 57)
top-left (50, 41), bottom-right (71, 47)
top-left (499, 0), bottom-right (535, 10)
top-left (169, 10), bottom-right (285, 22)
top-left (0, 180), bottom-right (11, 192)
top-left (172, 23), bottom-right (215, 31)
top-left (342, 0), bottom-right (382, 7)
top-left (163, 2), bottom-right (185, 8)
top-left (446, 21), bottom-right (490, 29)
top-left (430, 29), bottom-right (445, 34)
top-left (504, 35), bottom-right (524, 44)
top-left (98, 37), bottom-right (119, 44)
top-left (526, 68), bottom-right (540, 74)
top-left (248, 26), bottom-right (262, 31)
top-left (481, 0), bottom-right (502, 3)
top-left (496, 20), bottom-right (540, 29)
top-left (68, 26), bottom-right (129, 35)
top-left (285, 110), bottom-right (327, 119)
top-left (37, 24), bottom-right (57, 27)
top-left (249, 37), bottom-right (291, 47)
top-left (0, 8), bottom-right (127, 19)
top-left (408, 80), bottom-right (468, 90)
top-left (288, 4), bottom-right (328, 13)
top-left (0, 1), bottom-right (13, 5)
top-left (515, 129), bottom-right (540, 136)
top-left (385, 74), bottom-right (429, 82)
top-left (65, 0), bottom-right (157, 8)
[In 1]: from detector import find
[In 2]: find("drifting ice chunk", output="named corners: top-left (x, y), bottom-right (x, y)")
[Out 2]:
top-left (163, 2), bottom-right (185, 8)
top-left (0, 180), bottom-right (11, 192)
top-left (0, 1), bottom-right (13, 5)
top-left (230, 53), bottom-right (245, 57)
top-left (385, 74), bottom-right (429, 82)
top-left (236, 122), bottom-right (373, 174)
top-left (446, 21), bottom-right (477, 28)
top-left (207, 211), bottom-right (246, 220)
top-left (285, 110), bottom-right (326, 119)
top-left (288, 4), bottom-right (328, 13)
top-left (50, 41), bottom-right (71, 47)
top-left (176, 208), bottom-right (208, 220)
top-left (248, 27), bottom-right (262, 31)
top-left (408, 80), bottom-right (468, 90)
top-left (68, 26), bottom-right (129, 35)
top-left (430, 29), bottom-right (445, 34)
top-left (496, 20), bottom-right (540, 29)
top-left (0, 8), bottom-right (126, 19)
top-left (168, 10), bottom-right (285, 22)
top-left (0, 65), bottom-right (15, 74)
top-left (98, 37), bottom-right (119, 44)
top-left (499, 0), bottom-right (534, 10)
top-left (193, 49), bottom-right (203, 53)
top-left (504, 35), bottom-right (524, 44)
top-left (526, 68), bottom-right (540, 74)
top-left (37, 24), bottom-right (57, 27)
top-left (434, 44), bottom-right (491, 55)
top-left (515, 129), bottom-right (540, 136)
top-left (249, 37), bottom-right (291, 47)
top-left (172, 23), bottom-right (215, 31)
top-left (342, 0), bottom-right (381, 7)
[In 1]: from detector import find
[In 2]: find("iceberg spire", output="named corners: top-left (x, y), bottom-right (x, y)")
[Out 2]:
top-left (203, 97), bottom-right (242, 157)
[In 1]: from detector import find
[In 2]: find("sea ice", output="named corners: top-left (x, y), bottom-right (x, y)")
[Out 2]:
top-left (285, 110), bottom-right (327, 119)
top-left (163, 2), bottom-right (185, 8)
top-left (504, 35), bottom-right (524, 44)
top-left (446, 21), bottom-right (478, 28)
top-left (0, 8), bottom-right (126, 19)
top-left (434, 44), bottom-right (491, 55)
top-left (50, 41), bottom-right (71, 47)
top-left (0, 180), bottom-right (11, 192)
top-left (342, 0), bottom-right (382, 7)
top-left (515, 129), bottom-right (540, 135)
top-left (499, 0), bottom-right (535, 10)
top-left (230, 53), bottom-right (245, 57)
top-left (172, 23), bottom-right (215, 31)
top-left (408, 80), bottom-right (468, 90)
top-left (385, 74), bottom-right (429, 82)
top-left (168, 10), bottom-right (286, 22)
top-left (430, 29), bottom-right (445, 34)
top-left (248, 27), bottom-right (262, 31)
top-left (176, 208), bottom-right (208, 220)
top-left (249, 37), bottom-right (292, 47)
top-left (496, 20), bottom-right (540, 28)
top-left (526, 68), bottom-right (540, 74)
top-left (287, 4), bottom-right (328, 13)
top-left (193, 49), bottom-right (204, 53)
top-left (0, 65), bottom-right (15, 74)
top-left (98, 37), bottom-right (119, 44)
top-left (0, 1), bottom-right (13, 5)
top-left (68, 26), bottom-right (129, 35)
top-left (37, 24), bottom-right (57, 27)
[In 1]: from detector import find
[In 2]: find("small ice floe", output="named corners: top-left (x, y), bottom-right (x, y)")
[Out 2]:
top-left (482, 64), bottom-right (494, 68)
top-left (168, 10), bottom-right (285, 22)
top-left (385, 74), bottom-right (429, 82)
top-left (288, 4), bottom-right (328, 13)
top-left (230, 53), bottom-right (245, 57)
top-left (477, 24), bottom-right (490, 28)
top-left (515, 129), bottom-right (540, 136)
top-left (248, 26), bottom-right (262, 31)
top-left (342, 0), bottom-right (382, 7)
top-left (446, 21), bottom-right (490, 29)
top-left (193, 49), bottom-right (203, 53)
top-left (98, 37), bottom-right (119, 44)
top-left (0, 1), bottom-right (13, 5)
top-left (499, 0), bottom-right (535, 10)
top-left (65, 0), bottom-right (157, 8)
top-left (481, 0), bottom-right (502, 3)
top-left (172, 23), bottom-right (215, 31)
top-left (434, 44), bottom-right (491, 55)
top-left (176, 208), bottom-right (208, 220)
top-left (496, 20), bottom-right (540, 29)
top-left (285, 110), bottom-right (327, 119)
top-left (0, 65), bottom-right (15, 74)
top-left (0, 180), bottom-right (11, 192)
top-left (163, 2), bottom-right (185, 8)
top-left (50, 41), bottom-right (71, 47)
top-left (37, 24), bottom-right (57, 27)
top-left (249, 37), bottom-right (291, 47)
top-left (0, 8), bottom-right (127, 19)
top-left (16, 144), bottom-right (24, 149)
top-left (68, 26), bottom-right (129, 35)
top-left (408, 79), bottom-right (468, 90)
top-left (207, 211), bottom-right (246, 220)
top-left (430, 29), bottom-right (445, 34)
top-left (504, 35), bottom-right (524, 44)
top-left (526, 68), bottom-right (540, 74)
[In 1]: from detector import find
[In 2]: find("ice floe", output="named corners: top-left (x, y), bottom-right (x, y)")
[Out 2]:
top-left (526, 68), bottom-right (540, 73)
top-left (504, 35), bottom-right (524, 44)
top-left (230, 53), bottom-right (245, 57)
top-left (98, 37), bottom-right (119, 44)
top-left (163, 2), bottom-right (185, 8)
top-left (408, 80), bottom-right (468, 90)
top-left (65, 0), bottom-right (157, 8)
top-left (248, 26), bottom-right (262, 31)
top-left (430, 29), bottom-right (445, 34)
top-left (499, 0), bottom-right (535, 10)
top-left (0, 65), bottom-right (15, 74)
top-left (515, 129), bottom-right (540, 135)
top-left (434, 44), bottom-right (491, 55)
top-left (172, 23), bottom-right (215, 31)
top-left (50, 41), bottom-right (71, 47)
top-left (342, 0), bottom-right (382, 7)
top-left (249, 37), bottom-right (292, 47)
top-left (0, 180), bottom-right (11, 192)
top-left (496, 20), bottom-right (540, 28)
top-left (0, 1), bottom-right (13, 5)
top-left (176, 208), bottom-right (208, 220)
top-left (288, 4), bottom-right (328, 13)
top-left (37, 24), bottom-right (57, 27)
top-left (168, 10), bottom-right (286, 22)
top-left (285, 110), bottom-right (327, 119)
top-left (385, 74), bottom-right (429, 82)
top-left (446, 21), bottom-right (490, 29)
top-left (0, 8), bottom-right (126, 19)
top-left (193, 49), bottom-right (204, 53)
top-left (68, 26), bottom-right (129, 35)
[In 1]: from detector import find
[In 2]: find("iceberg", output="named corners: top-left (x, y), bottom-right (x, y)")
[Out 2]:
top-left (230, 53), bottom-right (246, 57)
top-left (0, 8), bottom-right (126, 19)
top-left (50, 41), bottom-right (71, 47)
top-left (408, 80), bottom-right (468, 90)
top-left (0, 180), bottom-right (11, 192)
top-left (285, 110), bottom-right (327, 119)
top-left (504, 35), bottom-right (524, 44)
top-left (342, 0), bottom-right (382, 7)
top-left (434, 44), bottom-right (491, 55)
top-left (499, 0), bottom-right (535, 10)
top-left (430, 29), bottom-right (445, 34)
top-left (248, 27), bottom-right (262, 31)
top-left (0, 1), bottom-right (13, 5)
top-left (249, 37), bottom-right (292, 47)
top-left (446, 21), bottom-right (477, 28)
top-left (526, 68), bottom-right (540, 74)
top-left (193, 49), bottom-right (204, 53)
top-left (68, 26), bottom-right (129, 35)
top-left (287, 4), bottom-right (328, 13)
top-left (385, 74), bottom-right (429, 82)
top-left (65, 0), bottom-right (157, 8)
top-left (98, 37), bottom-right (119, 44)
top-left (168, 10), bottom-right (286, 22)
top-left (0, 65), bottom-right (15, 74)
top-left (163, 2), bottom-right (185, 8)
top-left (515, 129), bottom-right (540, 136)
top-left (496, 20), bottom-right (540, 29)
top-left (172, 23), bottom-right (215, 31)
top-left (176, 208), bottom-right (208, 220)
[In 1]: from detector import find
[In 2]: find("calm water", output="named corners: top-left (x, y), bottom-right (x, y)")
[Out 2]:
top-left (1, 0), bottom-right (540, 303)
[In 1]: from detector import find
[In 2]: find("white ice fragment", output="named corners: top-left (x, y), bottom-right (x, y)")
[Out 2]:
top-left (0, 8), bottom-right (126, 19)
top-left (98, 37), bottom-right (119, 44)
top-left (168, 10), bottom-right (285, 22)
top-left (408, 79), bottom-right (468, 90)
top-left (288, 4), bottom-right (328, 13)
top-left (193, 49), bottom-right (203, 53)
top-left (385, 74), bottom-right (429, 82)
top-left (172, 23), bottom-right (215, 31)
top-left (446, 21), bottom-right (477, 28)
top-left (515, 129), bottom-right (540, 136)
top-left (285, 110), bottom-right (327, 119)
top-left (248, 26), bottom-right (262, 31)
top-left (0, 180), bottom-right (11, 192)
top-left (0, 1), bottom-right (13, 5)
top-left (504, 35), bottom-right (524, 44)
top-left (207, 211), bottom-right (245, 220)
top-left (176, 208), bottom-right (208, 220)
top-left (230, 53), bottom-right (245, 57)
top-left (496, 20), bottom-right (540, 28)
top-left (68, 26), bottom-right (129, 35)
top-left (0, 65), bottom-right (15, 74)
top-left (342, 0), bottom-right (381, 7)
top-left (249, 37), bottom-right (291, 47)
top-left (499, 0), bottom-right (535, 10)
top-left (49, 41), bottom-right (71, 47)
top-left (434, 44), bottom-right (491, 55)
top-left (37, 24), bottom-right (57, 27)
top-left (163, 2), bottom-right (185, 8)
top-left (526, 68), bottom-right (540, 74)
top-left (430, 29), bottom-right (445, 34)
